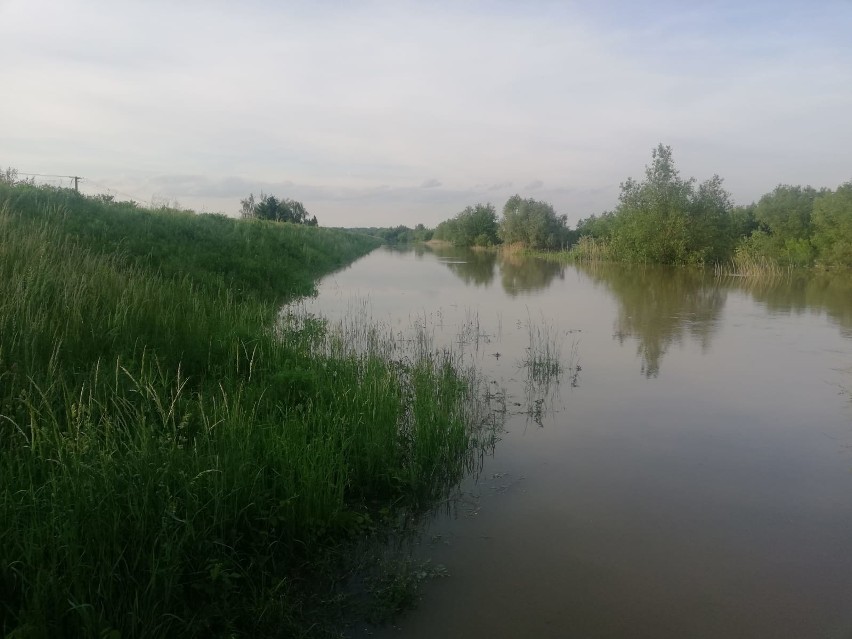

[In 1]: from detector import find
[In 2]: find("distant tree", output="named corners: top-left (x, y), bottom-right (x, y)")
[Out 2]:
top-left (500, 195), bottom-right (568, 249)
top-left (729, 203), bottom-right (758, 239)
top-left (601, 144), bottom-right (737, 264)
top-left (686, 174), bottom-right (736, 263)
top-left (435, 203), bottom-right (499, 247)
top-left (240, 192), bottom-right (317, 225)
top-left (811, 182), bottom-right (852, 267)
top-left (754, 185), bottom-right (819, 241)
top-left (742, 184), bottom-right (823, 266)
top-left (1, 167), bottom-right (19, 185)
top-left (608, 144), bottom-right (694, 263)
top-left (239, 193), bottom-right (257, 219)
top-left (0, 167), bottom-right (34, 186)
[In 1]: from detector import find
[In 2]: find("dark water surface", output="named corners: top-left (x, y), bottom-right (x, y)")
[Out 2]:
top-left (305, 245), bottom-right (852, 639)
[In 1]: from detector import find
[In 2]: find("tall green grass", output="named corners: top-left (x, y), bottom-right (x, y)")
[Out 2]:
top-left (0, 186), bottom-right (489, 637)
top-left (713, 248), bottom-right (793, 278)
top-left (0, 183), bottom-right (379, 302)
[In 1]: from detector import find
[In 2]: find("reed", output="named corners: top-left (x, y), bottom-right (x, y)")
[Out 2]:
top-left (714, 250), bottom-right (793, 278)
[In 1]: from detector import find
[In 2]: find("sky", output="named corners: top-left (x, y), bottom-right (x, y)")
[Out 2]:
top-left (1, 0), bottom-right (851, 227)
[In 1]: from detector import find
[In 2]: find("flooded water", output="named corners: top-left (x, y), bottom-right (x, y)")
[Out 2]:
top-left (305, 245), bottom-right (852, 639)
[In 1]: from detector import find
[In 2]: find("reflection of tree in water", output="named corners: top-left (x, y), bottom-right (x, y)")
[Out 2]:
top-left (499, 253), bottom-right (565, 296)
top-left (381, 244), bottom-right (429, 259)
top-left (429, 246), bottom-right (565, 293)
top-left (576, 263), bottom-right (726, 377)
top-left (725, 272), bottom-right (852, 338)
top-left (429, 245), bottom-right (497, 287)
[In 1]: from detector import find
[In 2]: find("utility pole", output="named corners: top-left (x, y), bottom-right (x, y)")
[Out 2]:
top-left (73, 176), bottom-right (80, 193)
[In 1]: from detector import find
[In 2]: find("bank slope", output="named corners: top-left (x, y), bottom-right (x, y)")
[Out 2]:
top-left (0, 185), bottom-right (480, 638)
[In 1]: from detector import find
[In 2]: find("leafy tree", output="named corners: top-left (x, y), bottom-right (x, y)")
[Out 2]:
top-left (435, 203), bottom-right (499, 247)
top-left (686, 174), bottom-right (736, 263)
top-left (499, 195), bottom-right (568, 249)
top-left (608, 144), bottom-right (695, 263)
top-left (240, 192), bottom-right (318, 225)
top-left (736, 184), bottom-right (824, 267)
top-left (811, 182), bottom-right (852, 267)
top-left (754, 185), bottom-right (820, 241)
top-left (597, 144), bottom-right (737, 264)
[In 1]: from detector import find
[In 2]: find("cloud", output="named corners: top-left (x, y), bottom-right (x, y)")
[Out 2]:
top-left (3, 0), bottom-right (852, 227)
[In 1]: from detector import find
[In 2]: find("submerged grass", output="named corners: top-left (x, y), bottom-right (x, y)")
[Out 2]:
top-left (518, 315), bottom-right (580, 426)
top-left (0, 185), bottom-right (491, 638)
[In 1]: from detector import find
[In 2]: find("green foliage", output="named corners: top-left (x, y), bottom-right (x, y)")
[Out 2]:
top-left (571, 145), bottom-right (738, 265)
top-left (729, 183), bottom-right (852, 270)
top-left (754, 184), bottom-right (820, 241)
top-left (0, 183), bottom-right (372, 303)
top-left (499, 195), bottom-right (569, 249)
top-left (351, 224), bottom-right (434, 244)
top-left (0, 183), bottom-right (485, 638)
top-left (811, 182), bottom-right (852, 267)
top-left (434, 203), bottom-right (500, 247)
top-left (240, 191), bottom-right (318, 225)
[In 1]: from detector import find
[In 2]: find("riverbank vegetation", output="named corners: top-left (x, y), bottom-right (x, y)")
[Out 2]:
top-left (433, 199), bottom-right (573, 250)
top-left (571, 145), bottom-right (852, 274)
top-left (346, 224), bottom-right (433, 245)
top-left (424, 144), bottom-right (851, 271)
top-left (546, 146), bottom-right (852, 271)
top-left (0, 181), bottom-right (491, 638)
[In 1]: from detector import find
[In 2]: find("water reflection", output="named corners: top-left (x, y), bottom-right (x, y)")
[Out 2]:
top-left (429, 245), bottom-right (497, 287)
top-left (724, 272), bottom-right (852, 337)
top-left (499, 252), bottom-right (565, 296)
top-left (576, 263), bottom-right (725, 377)
top-left (377, 244), bottom-right (852, 376)
top-left (424, 244), bottom-right (566, 295)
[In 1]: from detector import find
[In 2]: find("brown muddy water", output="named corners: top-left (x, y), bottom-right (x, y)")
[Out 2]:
top-left (302, 245), bottom-right (852, 639)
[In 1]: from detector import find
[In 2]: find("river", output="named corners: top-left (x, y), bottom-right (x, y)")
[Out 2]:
top-left (302, 244), bottom-right (852, 639)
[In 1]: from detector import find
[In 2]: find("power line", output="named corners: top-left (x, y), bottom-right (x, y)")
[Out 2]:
top-left (17, 172), bottom-right (82, 192)
top-left (82, 178), bottom-right (155, 207)
top-left (17, 172), bottom-right (80, 179)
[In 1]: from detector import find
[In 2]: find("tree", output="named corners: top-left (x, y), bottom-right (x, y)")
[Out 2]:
top-left (609, 144), bottom-right (694, 263)
top-left (604, 144), bottom-right (736, 264)
top-left (435, 203), bottom-right (499, 247)
top-left (1, 166), bottom-right (19, 185)
top-left (240, 192), bottom-right (317, 225)
top-left (748, 184), bottom-right (822, 266)
top-left (811, 182), bottom-right (852, 267)
top-left (499, 195), bottom-right (568, 249)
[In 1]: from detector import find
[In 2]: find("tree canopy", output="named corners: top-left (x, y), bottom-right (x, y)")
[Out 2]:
top-left (433, 203), bottom-right (500, 247)
top-left (240, 193), bottom-right (318, 226)
top-left (500, 195), bottom-right (570, 249)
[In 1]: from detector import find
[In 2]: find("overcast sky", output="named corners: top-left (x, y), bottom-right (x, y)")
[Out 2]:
top-left (2, 0), bottom-right (851, 227)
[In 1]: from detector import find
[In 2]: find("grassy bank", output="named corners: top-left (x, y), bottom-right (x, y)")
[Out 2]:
top-left (0, 185), bottom-right (488, 638)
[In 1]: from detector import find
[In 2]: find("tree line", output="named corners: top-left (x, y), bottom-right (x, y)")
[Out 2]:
top-left (418, 144), bottom-right (851, 269)
top-left (431, 197), bottom-right (574, 249)
top-left (574, 145), bottom-right (851, 269)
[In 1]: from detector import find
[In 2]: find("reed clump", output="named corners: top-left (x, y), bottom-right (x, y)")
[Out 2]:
top-left (714, 249), bottom-right (794, 278)
top-left (0, 184), bottom-right (489, 638)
